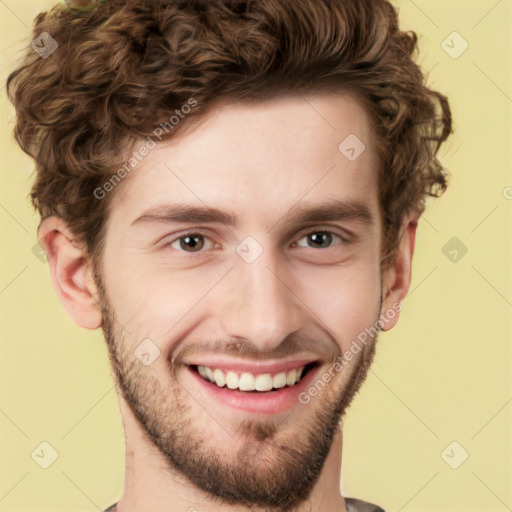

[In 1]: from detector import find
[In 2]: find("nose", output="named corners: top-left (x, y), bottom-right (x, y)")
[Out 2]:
top-left (218, 245), bottom-right (303, 353)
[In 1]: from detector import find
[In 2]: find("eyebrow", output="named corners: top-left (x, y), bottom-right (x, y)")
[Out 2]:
top-left (130, 198), bottom-right (374, 231)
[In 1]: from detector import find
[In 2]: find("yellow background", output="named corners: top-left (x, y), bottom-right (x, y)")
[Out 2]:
top-left (1, 1), bottom-right (510, 511)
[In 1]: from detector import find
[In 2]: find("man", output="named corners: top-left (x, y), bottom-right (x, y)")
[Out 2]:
top-left (6, 0), bottom-right (452, 510)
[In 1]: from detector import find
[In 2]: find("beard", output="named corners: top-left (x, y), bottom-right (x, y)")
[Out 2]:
top-left (95, 274), bottom-right (381, 512)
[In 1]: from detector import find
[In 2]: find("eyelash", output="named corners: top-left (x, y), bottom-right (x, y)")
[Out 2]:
top-left (163, 228), bottom-right (349, 258)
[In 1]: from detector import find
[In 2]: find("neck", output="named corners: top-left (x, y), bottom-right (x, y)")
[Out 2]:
top-left (115, 398), bottom-right (348, 512)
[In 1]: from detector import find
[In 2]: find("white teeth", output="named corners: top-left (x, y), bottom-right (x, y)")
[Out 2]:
top-left (286, 369), bottom-right (297, 386)
top-left (272, 372), bottom-right (287, 389)
top-left (212, 368), bottom-right (226, 387)
top-left (255, 373), bottom-right (273, 391)
top-left (204, 366), bottom-right (214, 382)
top-left (196, 365), bottom-right (307, 392)
top-left (225, 371), bottom-right (239, 390)
top-left (239, 372), bottom-right (255, 391)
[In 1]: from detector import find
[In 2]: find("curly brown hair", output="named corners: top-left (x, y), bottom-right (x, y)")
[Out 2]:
top-left (6, 0), bottom-right (452, 272)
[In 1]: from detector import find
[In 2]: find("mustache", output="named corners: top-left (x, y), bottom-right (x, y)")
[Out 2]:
top-left (169, 332), bottom-right (339, 370)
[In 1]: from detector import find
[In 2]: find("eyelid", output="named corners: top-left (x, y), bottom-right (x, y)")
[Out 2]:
top-left (293, 225), bottom-right (352, 244)
top-left (159, 228), bottom-right (213, 245)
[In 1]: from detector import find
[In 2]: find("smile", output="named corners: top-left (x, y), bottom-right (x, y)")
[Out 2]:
top-left (194, 363), bottom-right (316, 392)
top-left (184, 361), bottom-right (321, 414)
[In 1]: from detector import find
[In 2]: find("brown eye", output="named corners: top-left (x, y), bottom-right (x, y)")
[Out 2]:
top-left (172, 234), bottom-right (205, 252)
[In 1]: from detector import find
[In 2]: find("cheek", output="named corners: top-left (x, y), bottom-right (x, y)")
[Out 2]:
top-left (295, 260), bottom-right (381, 352)
top-left (101, 253), bottom-right (223, 342)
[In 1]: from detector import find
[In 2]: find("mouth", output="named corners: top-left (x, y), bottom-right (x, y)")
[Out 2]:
top-left (183, 361), bottom-right (322, 414)
top-left (191, 362), bottom-right (317, 392)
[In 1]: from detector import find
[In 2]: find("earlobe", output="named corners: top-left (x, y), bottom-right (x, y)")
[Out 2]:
top-left (38, 216), bottom-right (103, 330)
top-left (379, 213), bottom-right (419, 331)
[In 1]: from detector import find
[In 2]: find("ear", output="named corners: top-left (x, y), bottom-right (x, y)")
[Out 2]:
top-left (38, 216), bottom-right (102, 329)
top-left (378, 212), bottom-right (419, 331)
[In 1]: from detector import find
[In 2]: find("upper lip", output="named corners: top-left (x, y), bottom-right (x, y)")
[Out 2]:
top-left (184, 357), bottom-right (319, 374)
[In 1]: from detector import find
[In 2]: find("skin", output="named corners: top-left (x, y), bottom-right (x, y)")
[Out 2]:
top-left (39, 93), bottom-right (418, 512)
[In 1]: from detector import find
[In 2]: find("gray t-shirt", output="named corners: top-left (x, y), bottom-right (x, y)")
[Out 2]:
top-left (103, 497), bottom-right (386, 511)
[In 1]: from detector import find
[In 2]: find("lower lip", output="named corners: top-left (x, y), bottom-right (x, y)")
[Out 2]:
top-left (185, 364), bottom-right (321, 415)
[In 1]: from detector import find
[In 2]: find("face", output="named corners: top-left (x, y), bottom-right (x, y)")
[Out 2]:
top-left (95, 94), bottom-right (386, 511)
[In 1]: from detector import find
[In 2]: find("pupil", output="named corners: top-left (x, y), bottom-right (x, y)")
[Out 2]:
top-left (309, 232), bottom-right (331, 248)
top-left (181, 235), bottom-right (203, 252)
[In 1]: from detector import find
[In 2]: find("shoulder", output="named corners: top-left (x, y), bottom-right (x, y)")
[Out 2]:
top-left (345, 496), bottom-right (386, 512)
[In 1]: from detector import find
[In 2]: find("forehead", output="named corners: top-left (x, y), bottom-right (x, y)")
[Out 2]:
top-left (108, 93), bottom-right (380, 228)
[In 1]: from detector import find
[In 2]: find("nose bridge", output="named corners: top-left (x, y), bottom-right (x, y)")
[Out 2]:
top-left (219, 246), bottom-right (302, 351)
